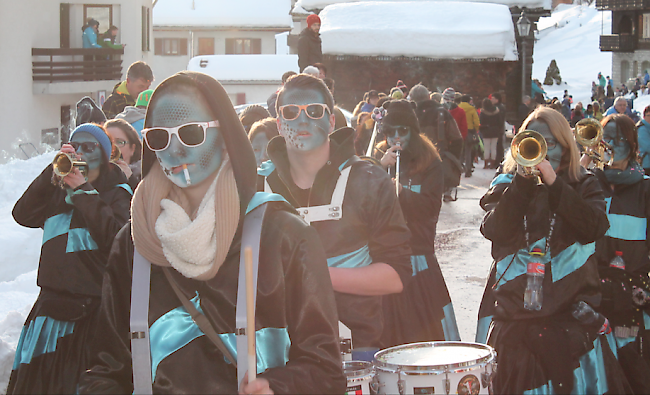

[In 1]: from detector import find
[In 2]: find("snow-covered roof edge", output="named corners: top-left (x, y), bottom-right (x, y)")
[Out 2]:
top-left (296, 0), bottom-right (551, 12)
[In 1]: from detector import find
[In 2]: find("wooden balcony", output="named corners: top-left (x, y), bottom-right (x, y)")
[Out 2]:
top-left (596, 0), bottom-right (650, 10)
top-left (600, 34), bottom-right (637, 52)
top-left (32, 48), bottom-right (124, 83)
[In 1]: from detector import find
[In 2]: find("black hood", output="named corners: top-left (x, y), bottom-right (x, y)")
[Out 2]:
top-left (76, 96), bottom-right (106, 126)
top-left (142, 71), bottom-right (257, 219)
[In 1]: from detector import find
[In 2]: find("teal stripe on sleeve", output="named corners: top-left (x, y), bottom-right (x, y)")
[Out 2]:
top-left (326, 245), bottom-right (372, 268)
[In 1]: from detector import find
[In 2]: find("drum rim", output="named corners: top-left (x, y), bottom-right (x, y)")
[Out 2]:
top-left (343, 360), bottom-right (375, 379)
top-left (373, 341), bottom-right (495, 373)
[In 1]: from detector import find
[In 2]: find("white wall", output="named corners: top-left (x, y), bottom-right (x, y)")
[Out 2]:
top-left (0, 0), bottom-right (152, 162)
top-left (221, 82), bottom-right (281, 105)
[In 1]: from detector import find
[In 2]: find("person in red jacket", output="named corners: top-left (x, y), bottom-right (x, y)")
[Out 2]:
top-left (442, 88), bottom-right (468, 139)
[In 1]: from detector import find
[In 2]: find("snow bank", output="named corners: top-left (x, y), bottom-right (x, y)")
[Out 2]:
top-left (320, 1), bottom-right (517, 60)
top-left (154, 0), bottom-right (293, 28)
top-left (187, 55), bottom-right (299, 81)
top-left (532, 3), bottom-right (612, 106)
top-left (296, 0), bottom-right (551, 11)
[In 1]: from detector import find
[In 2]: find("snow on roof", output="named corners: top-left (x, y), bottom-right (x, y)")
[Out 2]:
top-left (297, 0), bottom-right (551, 11)
top-left (154, 0), bottom-right (293, 29)
top-left (291, 4), bottom-right (312, 15)
top-left (187, 55), bottom-right (299, 81)
top-left (320, 1), bottom-right (518, 61)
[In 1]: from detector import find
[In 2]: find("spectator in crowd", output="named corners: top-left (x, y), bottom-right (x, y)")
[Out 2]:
top-left (584, 103), bottom-right (594, 119)
top-left (592, 101), bottom-right (604, 120)
top-left (353, 111), bottom-right (373, 156)
top-left (605, 96), bottom-right (634, 119)
top-left (104, 118), bottom-right (142, 190)
top-left (298, 14), bottom-right (323, 72)
top-left (598, 72), bottom-right (606, 87)
top-left (115, 89), bottom-right (153, 137)
top-left (390, 87), bottom-right (404, 100)
top-left (81, 18), bottom-right (101, 49)
top-left (99, 25), bottom-right (124, 50)
top-left (479, 97), bottom-right (502, 169)
top-left (267, 71), bottom-right (297, 118)
top-left (361, 90), bottom-right (380, 113)
top-left (239, 104), bottom-right (271, 134)
top-left (248, 117), bottom-right (279, 167)
top-left (570, 102), bottom-right (584, 128)
top-left (313, 62), bottom-right (328, 79)
top-left (518, 95), bottom-right (534, 130)
top-left (458, 94), bottom-right (480, 177)
top-left (442, 88), bottom-right (468, 144)
top-left (102, 61), bottom-right (153, 119)
top-left (607, 76), bottom-right (614, 87)
top-left (302, 65), bottom-right (320, 78)
top-left (490, 93), bottom-right (507, 165)
top-left (396, 80), bottom-right (408, 95)
top-left (637, 105), bottom-right (650, 176)
top-left (531, 79), bottom-right (547, 104)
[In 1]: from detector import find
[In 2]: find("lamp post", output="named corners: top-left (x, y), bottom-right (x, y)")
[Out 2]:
top-left (517, 10), bottom-right (532, 101)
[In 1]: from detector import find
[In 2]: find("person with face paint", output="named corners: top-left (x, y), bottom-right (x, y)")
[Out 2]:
top-left (248, 117), bottom-right (279, 167)
top-left (259, 74), bottom-right (412, 350)
top-left (477, 107), bottom-right (631, 394)
top-left (582, 114), bottom-right (650, 393)
top-left (373, 100), bottom-right (460, 346)
top-left (78, 72), bottom-right (345, 394)
top-left (9, 123), bottom-right (132, 394)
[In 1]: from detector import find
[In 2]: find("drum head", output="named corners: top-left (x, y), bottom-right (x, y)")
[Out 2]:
top-left (374, 342), bottom-right (494, 373)
top-left (343, 360), bottom-right (374, 379)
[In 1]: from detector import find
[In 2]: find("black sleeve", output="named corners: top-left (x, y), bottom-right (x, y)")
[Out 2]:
top-left (12, 164), bottom-right (60, 228)
top-left (399, 160), bottom-right (443, 220)
top-left (298, 35), bottom-right (309, 71)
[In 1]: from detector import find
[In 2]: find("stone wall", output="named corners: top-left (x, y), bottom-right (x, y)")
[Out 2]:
top-left (612, 50), bottom-right (650, 86)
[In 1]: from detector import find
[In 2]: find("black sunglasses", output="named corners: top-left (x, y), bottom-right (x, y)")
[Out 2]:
top-left (382, 125), bottom-right (411, 137)
top-left (70, 141), bottom-right (100, 153)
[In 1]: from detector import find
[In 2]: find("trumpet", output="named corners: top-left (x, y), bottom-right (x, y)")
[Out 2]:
top-left (52, 152), bottom-right (88, 188)
top-left (395, 142), bottom-right (401, 196)
top-left (574, 118), bottom-right (612, 170)
top-left (511, 130), bottom-right (547, 179)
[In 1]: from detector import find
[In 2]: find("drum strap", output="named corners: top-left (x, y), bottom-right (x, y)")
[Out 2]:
top-left (130, 249), bottom-right (153, 395)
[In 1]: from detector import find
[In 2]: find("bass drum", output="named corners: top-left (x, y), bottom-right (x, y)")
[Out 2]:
top-left (373, 341), bottom-right (496, 395)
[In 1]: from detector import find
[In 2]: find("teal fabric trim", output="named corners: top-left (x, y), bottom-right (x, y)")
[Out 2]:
top-left (326, 245), bottom-right (372, 268)
top-left (257, 161), bottom-right (276, 177)
top-left (475, 315), bottom-right (493, 344)
top-left (338, 159), bottom-right (350, 172)
top-left (490, 173), bottom-right (514, 188)
top-left (550, 242), bottom-right (595, 283)
top-left (66, 228), bottom-right (99, 252)
top-left (645, 312), bottom-right (650, 330)
top-left (604, 197), bottom-right (647, 240)
top-left (64, 188), bottom-right (99, 205)
top-left (408, 184), bottom-right (421, 193)
top-left (42, 211), bottom-right (73, 245)
top-left (410, 255), bottom-right (428, 276)
top-left (523, 337), bottom-right (609, 394)
top-left (246, 192), bottom-right (288, 214)
top-left (116, 183), bottom-right (133, 195)
top-left (149, 293), bottom-right (290, 381)
top-left (12, 316), bottom-right (75, 369)
top-left (613, 335), bottom-right (636, 349)
top-left (441, 303), bottom-right (461, 341)
top-left (495, 238), bottom-right (549, 289)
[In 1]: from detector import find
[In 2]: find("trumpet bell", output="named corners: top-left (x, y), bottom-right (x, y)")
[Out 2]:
top-left (52, 152), bottom-right (89, 178)
top-left (575, 118), bottom-right (603, 148)
top-left (511, 130), bottom-right (548, 168)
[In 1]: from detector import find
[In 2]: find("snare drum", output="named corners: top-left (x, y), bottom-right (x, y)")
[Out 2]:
top-left (374, 342), bottom-right (496, 395)
top-left (343, 360), bottom-right (375, 395)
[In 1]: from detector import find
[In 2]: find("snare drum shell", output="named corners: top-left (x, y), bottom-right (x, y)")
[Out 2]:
top-left (344, 361), bottom-right (375, 395)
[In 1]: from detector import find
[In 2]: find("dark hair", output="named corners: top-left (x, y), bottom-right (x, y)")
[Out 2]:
top-left (460, 94), bottom-right (471, 103)
top-left (277, 73), bottom-right (335, 114)
top-left (104, 118), bottom-right (142, 164)
top-left (127, 61), bottom-right (154, 82)
top-left (376, 132), bottom-right (440, 177)
top-left (644, 104), bottom-right (650, 117)
top-left (313, 62), bottom-right (328, 76)
top-left (248, 117), bottom-right (279, 141)
top-left (602, 114), bottom-right (638, 163)
top-left (282, 71), bottom-right (297, 84)
top-left (491, 92), bottom-right (502, 103)
top-left (482, 98), bottom-right (495, 111)
top-left (239, 104), bottom-right (271, 132)
top-left (323, 77), bottom-right (335, 93)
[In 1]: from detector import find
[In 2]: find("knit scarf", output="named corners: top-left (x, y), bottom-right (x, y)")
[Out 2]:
top-left (604, 162), bottom-right (645, 185)
top-left (131, 157), bottom-right (240, 280)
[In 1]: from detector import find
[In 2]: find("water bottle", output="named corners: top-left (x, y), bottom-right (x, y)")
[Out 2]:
top-left (524, 261), bottom-right (544, 311)
top-left (572, 301), bottom-right (611, 334)
top-left (609, 251), bottom-right (625, 270)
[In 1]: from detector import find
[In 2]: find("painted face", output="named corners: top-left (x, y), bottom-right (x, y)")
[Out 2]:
top-left (383, 124), bottom-right (412, 150)
top-left (526, 120), bottom-right (563, 171)
top-left (603, 120), bottom-right (631, 163)
top-left (70, 132), bottom-right (102, 171)
top-left (277, 87), bottom-right (332, 151)
top-left (148, 86), bottom-right (223, 188)
top-left (251, 133), bottom-right (269, 166)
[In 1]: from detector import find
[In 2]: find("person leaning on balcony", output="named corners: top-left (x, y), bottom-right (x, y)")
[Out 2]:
top-left (99, 26), bottom-right (125, 50)
top-left (82, 18), bottom-right (101, 49)
top-left (102, 61), bottom-right (153, 120)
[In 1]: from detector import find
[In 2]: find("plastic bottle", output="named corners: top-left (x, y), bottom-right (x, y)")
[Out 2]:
top-left (524, 261), bottom-right (544, 311)
top-left (572, 301), bottom-right (611, 334)
top-left (609, 251), bottom-right (625, 270)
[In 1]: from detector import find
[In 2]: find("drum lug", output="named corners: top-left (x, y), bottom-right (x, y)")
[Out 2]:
top-left (481, 371), bottom-right (490, 389)
top-left (371, 374), bottom-right (380, 394)
top-left (443, 369), bottom-right (451, 395)
top-left (397, 368), bottom-right (405, 395)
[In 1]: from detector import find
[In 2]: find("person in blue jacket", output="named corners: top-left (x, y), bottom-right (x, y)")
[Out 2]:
top-left (82, 19), bottom-right (101, 49)
top-left (637, 105), bottom-right (650, 175)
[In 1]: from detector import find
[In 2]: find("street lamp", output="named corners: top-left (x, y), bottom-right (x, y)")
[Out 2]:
top-left (517, 10), bottom-right (532, 100)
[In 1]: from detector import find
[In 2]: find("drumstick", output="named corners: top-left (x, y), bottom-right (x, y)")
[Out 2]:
top-left (244, 247), bottom-right (256, 383)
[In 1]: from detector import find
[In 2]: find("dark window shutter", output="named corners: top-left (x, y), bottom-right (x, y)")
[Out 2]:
top-left (252, 39), bottom-right (261, 54)
top-left (60, 3), bottom-right (70, 49)
top-left (226, 38), bottom-right (234, 54)
top-left (180, 39), bottom-right (188, 55)
top-left (155, 38), bottom-right (163, 55)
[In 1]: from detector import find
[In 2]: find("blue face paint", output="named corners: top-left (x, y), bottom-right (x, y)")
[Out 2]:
top-left (603, 120), bottom-right (630, 163)
top-left (278, 88), bottom-right (331, 151)
top-left (70, 132), bottom-right (102, 171)
top-left (251, 133), bottom-right (269, 166)
top-left (383, 124), bottom-right (411, 150)
top-left (527, 120), bottom-right (563, 171)
top-left (149, 87), bottom-right (223, 188)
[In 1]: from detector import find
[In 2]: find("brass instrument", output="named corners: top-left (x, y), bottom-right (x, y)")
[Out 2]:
top-left (52, 152), bottom-right (88, 188)
top-left (511, 130), bottom-right (548, 179)
top-left (395, 142), bottom-right (401, 196)
top-left (574, 118), bottom-right (613, 170)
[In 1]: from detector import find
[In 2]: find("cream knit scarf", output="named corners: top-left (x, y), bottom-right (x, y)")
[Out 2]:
top-left (131, 157), bottom-right (240, 280)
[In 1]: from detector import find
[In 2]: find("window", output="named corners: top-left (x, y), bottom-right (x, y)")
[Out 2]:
top-left (643, 14), bottom-right (650, 38)
top-left (198, 38), bottom-right (215, 55)
top-left (155, 38), bottom-right (188, 56)
top-left (225, 38), bottom-right (261, 54)
top-left (84, 4), bottom-right (112, 31)
top-left (622, 60), bottom-right (630, 83)
top-left (142, 6), bottom-right (151, 52)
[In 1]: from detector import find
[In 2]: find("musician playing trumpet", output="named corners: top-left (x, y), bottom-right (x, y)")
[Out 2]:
top-left (581, 114), bottom-right (650, 393)
top-left (8, 123), bottom-right (132, 394)
top-left (478, 107), bottom-right (630, 394)
top-left (375, 99), bottom-right (460, 346)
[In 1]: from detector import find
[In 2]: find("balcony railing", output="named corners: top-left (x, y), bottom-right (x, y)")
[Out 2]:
top-left (596, 0), bottom-right (650, 10)
top-left (32, 48), bottom-right (124, 83)
top-left (600, 34), bottom-right (637, 52)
